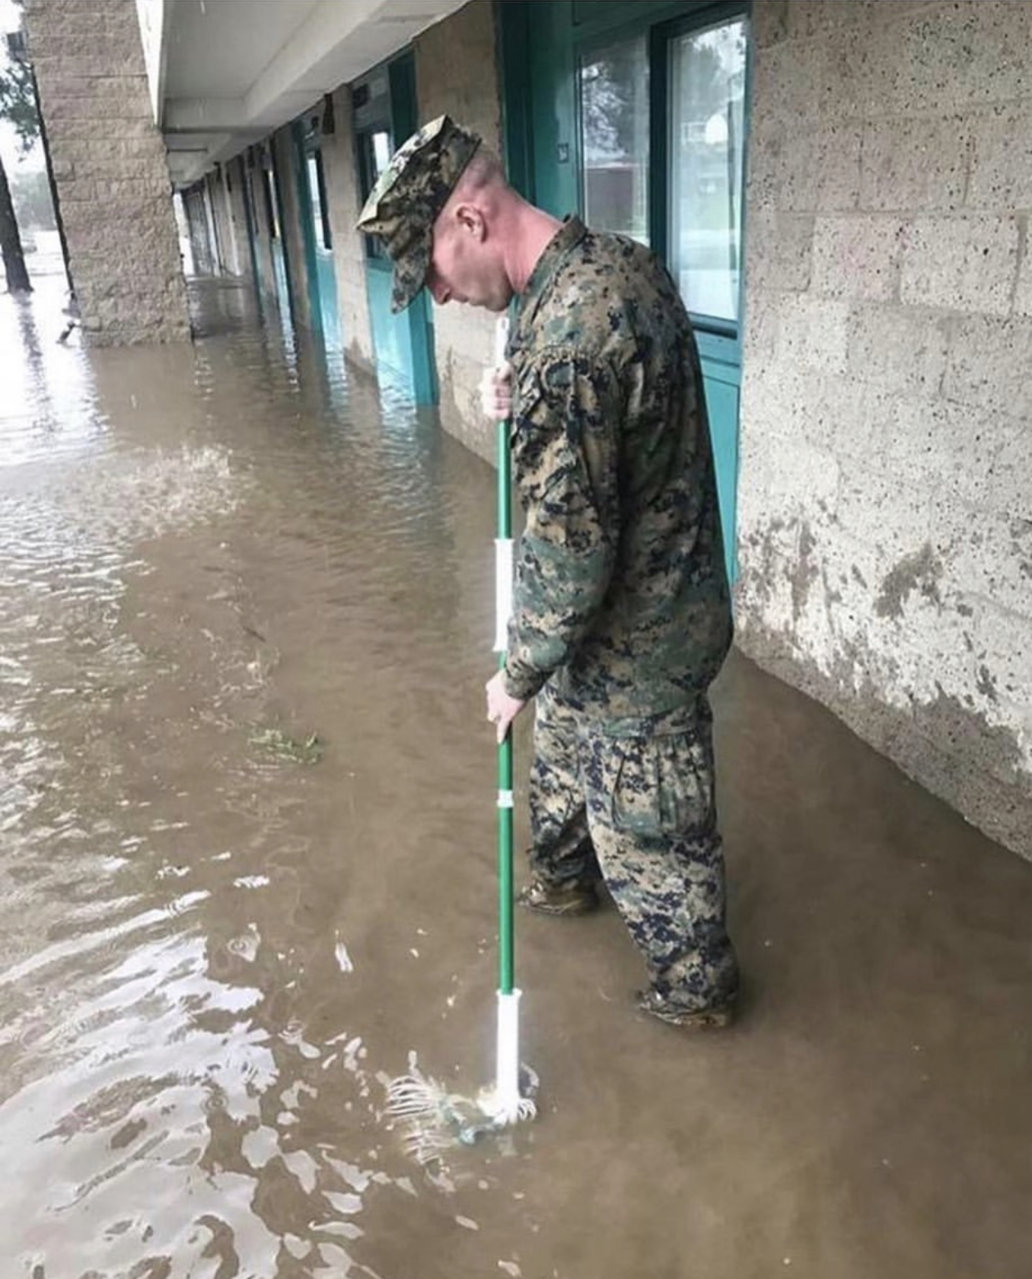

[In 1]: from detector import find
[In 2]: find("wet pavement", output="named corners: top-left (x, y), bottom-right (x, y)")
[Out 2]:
top-left (2, 266), bottom-right (1031, 1279)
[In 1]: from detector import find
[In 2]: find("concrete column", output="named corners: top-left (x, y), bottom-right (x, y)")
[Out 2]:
top-left (23, 0), bottom-right (189, 344)
top-left (322, 86), bottom-right (375, 372)
top-left (210, 165), bottom-right (239, 275)
top-left (223, 158), bottom-right (253, 281)
top-left (245, 148), bottom-right (278, 304)
top-left (273, 125), bottom-right (311, 330)
top-left (414, 0), bottom-right (503, 462)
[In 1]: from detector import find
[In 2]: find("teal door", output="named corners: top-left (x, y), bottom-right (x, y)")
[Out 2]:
top-left (294, 119), bottom-right (342, 352)
top-left (353, 53), bottom-right (438, 404)
top-left (501, 0), bottom-right (747, 581)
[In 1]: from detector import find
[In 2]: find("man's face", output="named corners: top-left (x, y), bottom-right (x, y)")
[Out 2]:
top-left (425, 208), bottom-right (512, 312)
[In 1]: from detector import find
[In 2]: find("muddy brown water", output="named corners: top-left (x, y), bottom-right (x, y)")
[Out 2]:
top-left (1, 275), bottom-right (1030, 1279)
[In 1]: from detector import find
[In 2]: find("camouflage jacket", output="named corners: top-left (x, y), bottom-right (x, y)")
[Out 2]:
top-left (503, 216), bottom-right (732, 723)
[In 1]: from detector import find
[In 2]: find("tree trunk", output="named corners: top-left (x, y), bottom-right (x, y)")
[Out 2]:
top-left (0, 153), bottom-right (32, 295)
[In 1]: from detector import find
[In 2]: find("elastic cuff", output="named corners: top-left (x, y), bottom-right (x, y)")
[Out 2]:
top-left (503, 661), bottom-right (547, 703)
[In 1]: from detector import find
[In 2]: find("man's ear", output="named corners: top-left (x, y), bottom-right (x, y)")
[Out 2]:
top-left (454, 202), bottom-right (486, 240)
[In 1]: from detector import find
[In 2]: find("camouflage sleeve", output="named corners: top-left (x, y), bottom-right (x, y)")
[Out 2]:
top-left (503, 348), bottom-right (621, 702)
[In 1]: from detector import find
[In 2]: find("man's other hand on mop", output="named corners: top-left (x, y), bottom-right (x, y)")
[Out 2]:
top-left (485, 670), bottom-right (525, 743)
top-left (480, 360), bottom-right (512, 421)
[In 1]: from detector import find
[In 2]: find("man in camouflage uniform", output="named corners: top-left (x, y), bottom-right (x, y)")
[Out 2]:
top-left (358, 116), bottom-right (739, 1028)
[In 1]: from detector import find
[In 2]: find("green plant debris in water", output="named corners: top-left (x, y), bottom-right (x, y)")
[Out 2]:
top-left (249, 727), bottom-right (324, 765)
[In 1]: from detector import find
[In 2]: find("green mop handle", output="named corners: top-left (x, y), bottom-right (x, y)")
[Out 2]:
top-left (494, 315), bottom-right (515, 998)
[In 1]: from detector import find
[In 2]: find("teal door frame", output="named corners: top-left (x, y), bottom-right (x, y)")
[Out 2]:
top-left (352, 52), bottom-right (438, 405)
top-left (499, 0), bottom-right (749, 581)
top-left (292, 115), bottom-right (343, 351)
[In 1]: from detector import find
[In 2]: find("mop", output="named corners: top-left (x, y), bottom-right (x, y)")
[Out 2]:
top-left (384, 315), bottom-right (537, 1162)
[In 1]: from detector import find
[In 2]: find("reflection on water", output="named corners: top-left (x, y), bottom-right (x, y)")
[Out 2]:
top-left (0, 273), bottom-right (525, 1278)
top-left (3, 267), bottom-right (1032, 1279)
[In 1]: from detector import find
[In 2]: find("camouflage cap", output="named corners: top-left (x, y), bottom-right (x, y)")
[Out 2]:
top-left (356, 114), bottom-right (482, 313)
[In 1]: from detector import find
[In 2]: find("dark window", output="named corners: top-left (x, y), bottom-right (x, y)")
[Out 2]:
top-left (356, 127), bottom-right (392, 259)
top-left (307, 151), bottom-right (332, 250)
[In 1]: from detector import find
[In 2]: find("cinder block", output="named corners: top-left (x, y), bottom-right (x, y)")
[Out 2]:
top-left (748, 115), bottom-right (862, 213)
top-left (787, 0), bottom-right (875, 41)
top-left (740, 360), bottom-right (811, 445)
top-left (744, 208), bottom-right (814, 293)
top-left (789, 0), bottom-right (944, 42)
top-left (44, 90), bottom-right (152, 120)
top-left (846, 304), bottom-right (950, 396)
top-left (888, 395), bottom-right (1003, 509)
top-left (886, 0), bottom-right (1032, 115)
top-left (751, 39), bottom-right (818, 126)
top-left (811, 373), bottom-right (900, 462)
top-left (811, 215), bottom-right (903, 301)
top-left (741, 292), bottom-right (780, 365)
top-left (753, 0), bottom-right (789, 48)
top-left (814, 32), bottom-right (897, 121)
top-left (1013, 234), bottom-right (1032, 317)
top-left (775, 294), bottom-right (850, 374)
top-left (946, 510), bottom-right (1032, 618)
top-left (860, 115), bottom-right (969, 213)
top-left (836, 465), bottom-right (934, 562)
top-left (986, 418), bottom-right (1032, 521)
top-left (900, 216), bottom-right (1018, 316)
top-left (943, 315), bottom-right (1032, 419)
top-left (968, 104), bottom-right (1032, 210)
top-left (972, 601), bottom-right (1032, 708)
top-left (738, 432), bottom-right (840, 515)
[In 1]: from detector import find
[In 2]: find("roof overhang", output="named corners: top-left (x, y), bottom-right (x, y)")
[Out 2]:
top-left (135, 0), bottom-right (471, 187)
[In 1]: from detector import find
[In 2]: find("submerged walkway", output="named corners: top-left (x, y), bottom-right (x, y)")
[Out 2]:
top-left (0, 273), bottom-right (1028, 1279)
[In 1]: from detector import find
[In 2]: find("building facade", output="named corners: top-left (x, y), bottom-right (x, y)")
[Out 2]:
top-left (21, 0), bottom-right (1032, 861)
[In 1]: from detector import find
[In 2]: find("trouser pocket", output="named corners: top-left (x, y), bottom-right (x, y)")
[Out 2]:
top-left (605, 707), bottom-right (715, 838)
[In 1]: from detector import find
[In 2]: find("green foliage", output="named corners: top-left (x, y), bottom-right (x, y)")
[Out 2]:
top-left (1, 15), bottom-right (40, 152)
top-left (248, 726), bottom-right (324, 766)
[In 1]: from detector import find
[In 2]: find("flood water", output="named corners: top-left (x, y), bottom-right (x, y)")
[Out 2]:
top-left (2, 266), bottom-right (1031, 1279)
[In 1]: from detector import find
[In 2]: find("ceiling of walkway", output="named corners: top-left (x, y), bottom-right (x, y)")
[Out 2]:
top-left (157, 0), bottom-right (470, 185)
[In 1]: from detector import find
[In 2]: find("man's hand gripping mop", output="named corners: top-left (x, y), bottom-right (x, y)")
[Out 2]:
top-left (385, 316), bottom-right (538, 1161)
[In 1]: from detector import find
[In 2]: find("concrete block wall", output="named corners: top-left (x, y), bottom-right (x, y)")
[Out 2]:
top-left (739, 0), bottom-right (1032, 859)
top-left (414, 0), bottom-right (503, 463)
top-left (322, 86), bottom-right (376, 371)
top-left (24, 0), bottom-right (189, 344)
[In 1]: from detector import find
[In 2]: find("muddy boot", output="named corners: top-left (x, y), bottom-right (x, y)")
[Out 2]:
top-left (517, 876), bottom-right (599, 916)
top-left (635, 987), bottom-right (735, 1029)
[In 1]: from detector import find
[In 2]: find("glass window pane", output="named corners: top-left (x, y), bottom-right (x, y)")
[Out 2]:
top-left (263, 167), bottom-right (280, 240)
top-left (670, 19), bottom-right (746, 323)
top-left (307, 154), bottom-right (327, 250)
top-left (372, 130), bottom-right (392, 176)
top-left (579, 35), bottom-right (649, 245)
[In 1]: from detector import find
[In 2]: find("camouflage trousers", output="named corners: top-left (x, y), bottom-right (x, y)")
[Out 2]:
top-left (528, 682), bottom-right (739, 1012)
